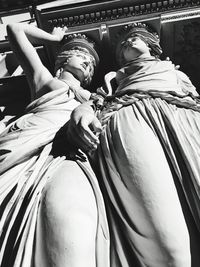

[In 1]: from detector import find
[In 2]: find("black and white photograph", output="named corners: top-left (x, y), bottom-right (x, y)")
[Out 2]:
top-left (0, 1), bottom-right (200, 267)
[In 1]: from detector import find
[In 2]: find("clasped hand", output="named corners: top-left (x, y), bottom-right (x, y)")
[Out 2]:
top-left (66, 102), bottom-right (102, 155)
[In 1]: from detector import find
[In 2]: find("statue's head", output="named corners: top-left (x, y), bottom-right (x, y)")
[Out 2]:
top-left (115, 22), bottom-right (162, 66)
top-left (55, 33), bottom-right (99, 87)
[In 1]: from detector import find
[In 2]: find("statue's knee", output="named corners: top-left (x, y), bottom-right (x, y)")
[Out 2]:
top-left (40, 172), bottom-right (97, 231)
top-left (153, 230), bottom-right (191, 267)
top-left (37, 179), bottom-right (97, 267)
top-left (40, 182), bottom-right (97, 257)
top-left (164, 234), bottom-right (191, 267)
top-left (141, 223), bottom-right (191, 267)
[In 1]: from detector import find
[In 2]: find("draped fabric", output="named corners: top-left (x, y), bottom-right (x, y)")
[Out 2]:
top-left (95, 59), bottom-right (200, 267)
top-left (115, 58), bottom-right (198, 97)
top-left (0, 87), bottom-right (109, 267)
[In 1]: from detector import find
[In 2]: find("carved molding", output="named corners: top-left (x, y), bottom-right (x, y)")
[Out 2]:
top-left (161, 7), bottom-right (200, 22)
top-left (43, 0), bottom-right (200, 29)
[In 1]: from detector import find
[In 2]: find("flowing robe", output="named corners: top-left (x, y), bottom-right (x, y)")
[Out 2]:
top-left (0, 86), bottom-right (109, 267)
top-left (96, 58), bottom-right (200, 267)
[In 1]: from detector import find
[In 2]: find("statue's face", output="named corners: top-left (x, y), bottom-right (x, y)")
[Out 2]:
top-left (120, 35), bottom-right (151, 64)
top-left (62, 52), bottom-right (94, 83)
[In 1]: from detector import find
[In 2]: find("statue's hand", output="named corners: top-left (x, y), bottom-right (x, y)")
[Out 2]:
top-left (67, 102), bottom-right (102, 154)
top-left (165, 57), bottom-right (180, 70)
top-left (51, 26), bottom-right (68, 42)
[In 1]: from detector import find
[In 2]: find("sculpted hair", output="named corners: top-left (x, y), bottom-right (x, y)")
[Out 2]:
top-left (54, 33), bottom-right (99, 87)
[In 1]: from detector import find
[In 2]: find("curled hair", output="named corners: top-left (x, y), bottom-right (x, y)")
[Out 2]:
top-left (54, 34), bottom-right (99, 87)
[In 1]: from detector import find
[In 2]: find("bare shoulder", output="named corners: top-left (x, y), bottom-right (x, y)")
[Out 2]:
top-left (35, 77), bottom-right (69, 98)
